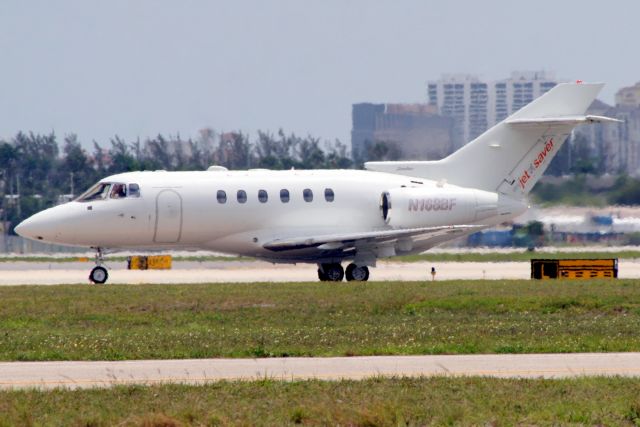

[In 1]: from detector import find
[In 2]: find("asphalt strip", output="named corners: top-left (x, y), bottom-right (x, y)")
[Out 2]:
top-left (3, 260), bottom-right (640, 285)
top-left (1, 353), bottom-right (640, 389)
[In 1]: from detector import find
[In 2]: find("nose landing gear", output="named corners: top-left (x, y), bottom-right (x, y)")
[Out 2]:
top-left (89, 266), bottom-right (108, 284)
top-left (89, 248), bottom-right (109, 284)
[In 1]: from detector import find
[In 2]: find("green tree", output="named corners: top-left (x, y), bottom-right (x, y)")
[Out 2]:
top-left (324, 140), bottom-right (353, 169)
top-left (296, 136), bottom-right (325, 169)
top-left (13, 132), bottom-right (59, 197)
top-left (214, 132), bottom-right (253, 169)
top-left (0, 141), bottom-right (17, 193)
top-left (366, 140), bottom-right (401, 162)
top-left (608, 175), bottom-right (640, 205)
top-left (108, 136), bottom-right (139, 173)
top-left (145, 135), bottom-right (173, 170)
top-left (92, 142), bottom-right (107, 178)
top-left (61, 134), bottom-right (95, 196)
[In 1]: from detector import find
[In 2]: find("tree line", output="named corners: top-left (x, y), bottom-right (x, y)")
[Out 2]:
top-left (3, 129), bottom-right (640, 234)
top-left (0, 129), bottom-right (353, 231)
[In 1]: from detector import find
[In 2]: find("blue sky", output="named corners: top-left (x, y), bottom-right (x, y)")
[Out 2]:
top-left (0, 0), bottom-right (636, 147)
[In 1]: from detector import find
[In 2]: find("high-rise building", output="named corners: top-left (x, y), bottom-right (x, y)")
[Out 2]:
top-left (427, 74), bottom-right (487, 148)
top-left (560, 82), bottom-right (640, 176)
top-left (351, 103), bottom-right (453, 163)
top-left (427, 71), bottom-right (558, 148)
top-left (615, 81), bottom-right (640, 108)
top-left (577, 83), bottom-right (640, 176)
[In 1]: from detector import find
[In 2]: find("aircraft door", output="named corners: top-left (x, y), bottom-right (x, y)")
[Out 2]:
top-left (154, 190), bottom-right (183, 243)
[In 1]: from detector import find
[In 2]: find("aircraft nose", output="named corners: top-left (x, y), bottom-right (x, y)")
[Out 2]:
top-left (14, 215), bottom-right (45, 241)
top-left (14, 203), bottom-right (86, 245)
top-left (14, 220), bottom-right (25, 237)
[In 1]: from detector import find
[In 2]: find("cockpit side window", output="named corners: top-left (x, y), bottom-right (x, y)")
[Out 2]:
top-left (110, 183), bottom-right (127, 199)
top-left (128, 183), bottom-right (141, 198)
top-left (76, 182), bottom-right (111, 202)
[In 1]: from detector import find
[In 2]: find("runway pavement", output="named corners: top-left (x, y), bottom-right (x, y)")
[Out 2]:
top-left (2, 353), bottom-right (640, 389)
top-left (2, 259), bottom-right (640, 285)
top-left (0, 260), bottom-right (531, 285)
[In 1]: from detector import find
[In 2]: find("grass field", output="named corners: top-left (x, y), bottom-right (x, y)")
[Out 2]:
top-left (2, 377), bottom-right (640, 426)
top-left (1, 280), bottom-right (640, 361)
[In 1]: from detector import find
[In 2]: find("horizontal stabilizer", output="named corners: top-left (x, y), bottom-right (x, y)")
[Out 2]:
top-left (506, 115), bottom-right (622, 126)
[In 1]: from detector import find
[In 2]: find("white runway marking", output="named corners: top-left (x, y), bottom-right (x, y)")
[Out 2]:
top-left (1, 353), bottom-right (640, 389)
top-left (1, 259), bottom-right (639, 285)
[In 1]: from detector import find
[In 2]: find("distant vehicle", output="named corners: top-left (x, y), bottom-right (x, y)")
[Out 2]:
top-left (15, 83), bottom-right (619, 283)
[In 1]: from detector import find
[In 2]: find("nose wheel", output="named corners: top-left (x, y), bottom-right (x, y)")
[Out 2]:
top-left (89, 247), bottom-right (109, 284)
top-left (89, 266), bottom-right (109, 284)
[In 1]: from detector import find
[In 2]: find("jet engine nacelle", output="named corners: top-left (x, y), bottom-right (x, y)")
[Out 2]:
top-left (381, 185), bottom-right (499, 228)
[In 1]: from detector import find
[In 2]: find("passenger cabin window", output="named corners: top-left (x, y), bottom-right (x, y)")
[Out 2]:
top-left (110, 183), bottom-right (127, 199)
top-left (237, 190), bottom-right (247, 203)
top-left (128, 183), bottom-right (140, 198)
top-left (280, 189), bottom-right (290, 203)
top-left (217, 190), bottom-right (227, 204)
top-left (324, 188), bottom-right (334, 202)
top-left (76, 182), bottom-right (111, 202)
top-left (258, 189), bottom-right (268, 203)
top-left (303, 188), bottom-right (313, 202)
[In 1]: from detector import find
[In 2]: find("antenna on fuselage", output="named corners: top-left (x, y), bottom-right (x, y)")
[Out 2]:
top-left (207, 165), bottom-right (229, 172)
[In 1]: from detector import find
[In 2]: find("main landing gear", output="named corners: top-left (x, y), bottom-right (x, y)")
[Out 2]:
top-left (89, 247), bottom-right (109, 284)
top-left (346, 263), bottom-right (369, 282)
top-left (318, 263), bottom-right (369, 282)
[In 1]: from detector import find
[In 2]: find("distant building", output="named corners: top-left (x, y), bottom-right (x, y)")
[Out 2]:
top-left (427, 71), bottom-right (558, 148)
top-left (351, 103), bottom-right (453, 163)
top-left (615, 81), bottom-right (640, 108)
top-left (352, 73), bottom-right (640, 176)
top-left (427, 74), bottom-right (488, 148)
top-left (573, 83), bottom-right (640, 176)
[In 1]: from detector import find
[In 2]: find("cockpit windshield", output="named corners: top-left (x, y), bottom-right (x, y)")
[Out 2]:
top-left (76, 182), bottom-right (141, 202)
top-left (76, 182), bottom-right (111, 202)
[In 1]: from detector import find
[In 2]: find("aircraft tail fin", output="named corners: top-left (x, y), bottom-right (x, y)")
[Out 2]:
top-left (365, 82), bottom-right (620, 197)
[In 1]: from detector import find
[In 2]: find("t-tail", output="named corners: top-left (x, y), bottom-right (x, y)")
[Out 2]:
top-left (365, 82), bottom-right (620, 199)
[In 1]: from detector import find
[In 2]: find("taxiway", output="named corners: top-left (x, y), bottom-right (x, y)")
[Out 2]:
top-left (2, 259), bottom-right (640, 285)
top-left (2, 353), bottom-right (640, 389)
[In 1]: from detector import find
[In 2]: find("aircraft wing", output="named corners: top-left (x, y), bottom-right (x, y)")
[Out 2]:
top-left (262, 225), bottom-right (481, 252)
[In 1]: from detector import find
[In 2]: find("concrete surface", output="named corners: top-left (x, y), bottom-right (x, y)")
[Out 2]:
top-left (1, 259), bottom-right (638, 285)
top-left (2, 353), bottom-right (640, 389)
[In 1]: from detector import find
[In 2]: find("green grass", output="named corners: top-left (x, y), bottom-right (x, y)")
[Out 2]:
top-left (2, 280), bottom-right (640, 360)
top-left (3, 377), bottom-right (640, 426)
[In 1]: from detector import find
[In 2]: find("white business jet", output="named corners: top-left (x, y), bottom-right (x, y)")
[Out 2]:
top-left (15, 82), bottom-right (618, 283)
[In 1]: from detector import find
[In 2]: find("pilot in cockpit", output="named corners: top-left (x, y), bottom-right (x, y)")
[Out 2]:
top-left (110, 183), bottom-right (127, 199)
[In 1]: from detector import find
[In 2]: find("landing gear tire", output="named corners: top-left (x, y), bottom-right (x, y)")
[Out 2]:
top-left (345, 263), bottom-right (369, 282)
top-left (89, 266), bottom-right (108, 284)
top-left (319, 263), bottom-right (344, 282)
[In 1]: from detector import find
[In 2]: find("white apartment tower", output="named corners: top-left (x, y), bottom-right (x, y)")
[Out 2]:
top-left (428, 71), bottom-right (558, 148)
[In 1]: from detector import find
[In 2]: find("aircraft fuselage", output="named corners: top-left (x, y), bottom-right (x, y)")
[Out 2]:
top-left (16, 169), bottom-right (524, 264)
